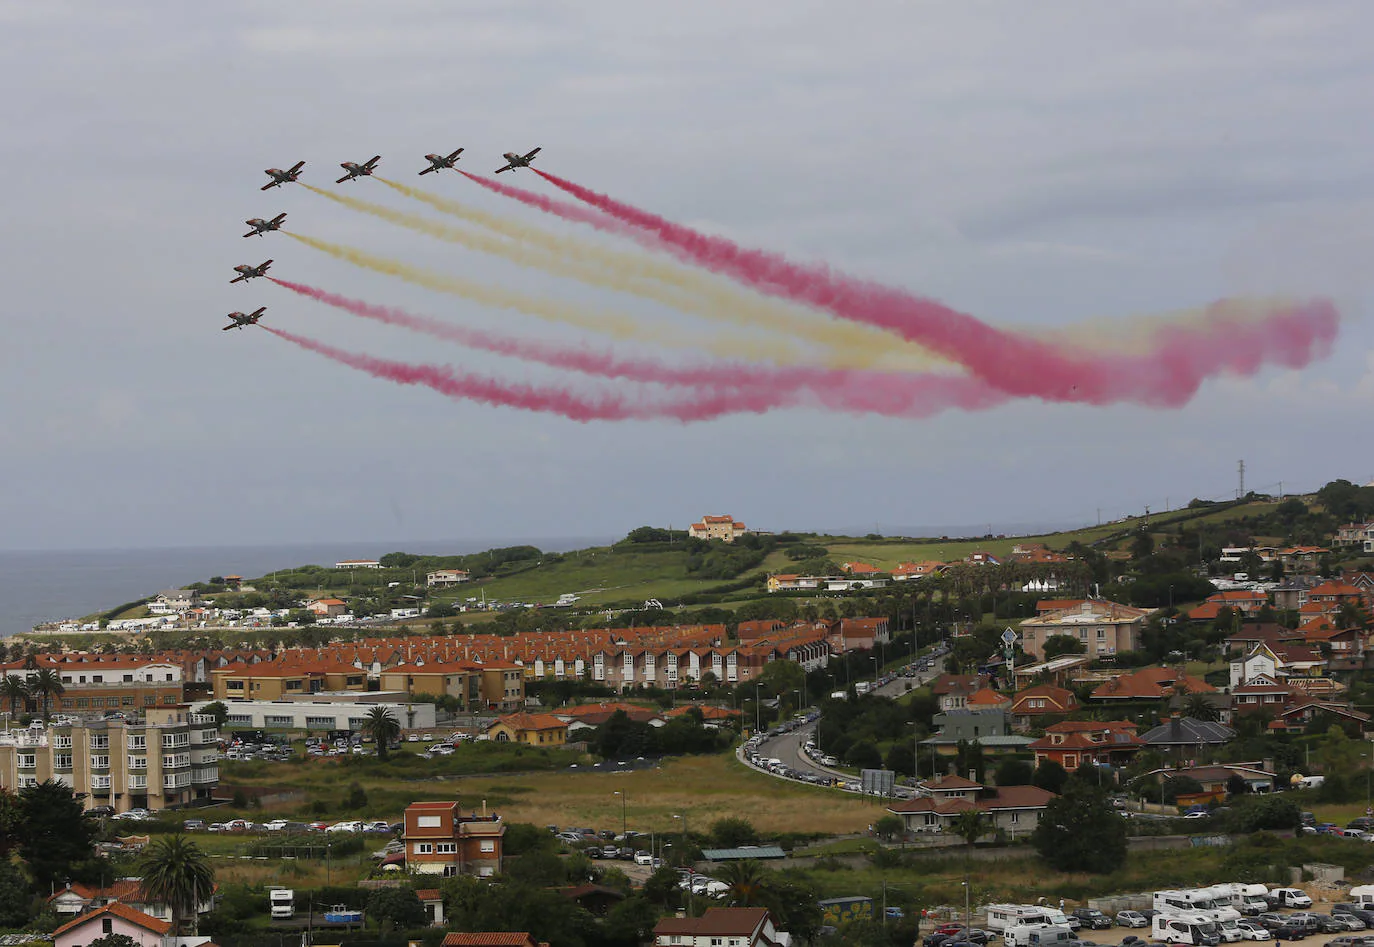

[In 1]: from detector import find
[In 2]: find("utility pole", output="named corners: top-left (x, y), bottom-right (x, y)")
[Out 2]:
top-left (1238, 459), bottom-right (1246, 499)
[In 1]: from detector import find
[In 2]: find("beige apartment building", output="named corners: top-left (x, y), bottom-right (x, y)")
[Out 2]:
top-left (0, 706), bottom-right (218, 812)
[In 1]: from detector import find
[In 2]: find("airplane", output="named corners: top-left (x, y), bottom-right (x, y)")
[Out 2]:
top-left (243, 213), bottom-right (287, 238)
top-left (261, 161), bottom-right (305, 191)
top-left (336, 155), bottom-right (381, 183)
top-left (494, 147), bottom-right (541, 173)
top-left (222, 307), bottom-right (266, 331)
top-left (419, 148), bottom-right (464, 175)
top-left (230, 259), bottom-right (272, 284)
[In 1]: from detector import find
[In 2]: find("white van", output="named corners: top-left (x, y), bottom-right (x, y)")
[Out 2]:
top-left (1270, 888), bottom-right (1312, 909)
top-left (268, 887), bottom-right (294, 919)
top-left (1155, 913), bottom-right (1222, 946)
top-left (1005, 924), bottom-right (1075, 947)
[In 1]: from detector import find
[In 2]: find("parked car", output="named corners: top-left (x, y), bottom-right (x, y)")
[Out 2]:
top-left (1331, 917), bottom-right (1369, 933)
top-left (363, 821), bottom-right (392, 833)
top-left (326, 820), bottom-right (362, 833)
top-left (113, 808), bottom-right (152, 821)
top-left (1332, 907), bottom-right (1374, 927)
top-left (85, 805), bottom-right (116, 819)
top-left (182, 818), bottom-right (206, 831)
top-left (1074, 909), bottom-right (1113, 930)
top-left (1267, 923), bottom-right (1309, 940)
top-left (1235, 921), bottom-right (1272, 941)
top-left (1117, 912), bottom-right (1150, 929)
top-left (634, 851), bottom-right (654, 865)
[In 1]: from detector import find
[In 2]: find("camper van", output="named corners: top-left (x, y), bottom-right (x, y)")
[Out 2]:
top-left (1154, 912), bottom-right (1222, 946)
top-left (269, 887), bottom-right (294, 919)
top-left (1348, 885), bottom-right (1374, 909)
top-left (1005, 924), bottom-right (1076, 947)
top-left (1155, 890), bottom-right (1241, 922)
top-left (1205, 883), bottom-right (1268, 916)
top-left (986, 905), bottom-right (1057, 932)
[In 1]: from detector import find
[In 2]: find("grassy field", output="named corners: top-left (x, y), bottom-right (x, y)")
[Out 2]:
top-left (216, 749), bottom-right (880, 838)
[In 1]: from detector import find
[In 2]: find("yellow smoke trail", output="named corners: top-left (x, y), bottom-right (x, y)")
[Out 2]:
top-left (368, 178), bottom-right (946, 371)
top-left (283, 231), bottom-right (795, 363)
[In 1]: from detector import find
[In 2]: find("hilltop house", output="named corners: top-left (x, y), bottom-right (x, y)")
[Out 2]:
top-left (1018, 600), bottom-right (1150, 660)
top-left (688, 515), bottom-right (748, 543)
top-left (886, 775), bottom-right (1056, 837)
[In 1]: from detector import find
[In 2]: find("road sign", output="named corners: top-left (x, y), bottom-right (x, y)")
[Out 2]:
top-left (1001, 628), bottom-right (1017, 645)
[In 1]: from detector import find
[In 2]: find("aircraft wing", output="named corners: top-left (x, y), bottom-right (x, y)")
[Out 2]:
top-left (289, 161), bottom-right (305, 173)
top-left (335, 173), bottom-right (351, 184)
top-left (242, 230), bottom-right (257, 238)
top-left (222, 323), bottom-right (237, 330)
top-left (229, 275), bottom-right (246, 284)
top-left (524, 147), bottom-right (541, 160)
top-left (261, 181), bottom-right (277, 191)
top-left (366, 156), bottom-right (381, 168)
top-left (495, 164), bottom-right (514, 174)
top-left (419, 166), bottom-right (435, 176)
top-left (448, 148), bottom-right (464, 160)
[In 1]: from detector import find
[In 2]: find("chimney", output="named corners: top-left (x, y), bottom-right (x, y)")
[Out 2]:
top-left (1170, 715), bottom-right (1182, 743)
top-left (969, 769), bottom-right (978, 784)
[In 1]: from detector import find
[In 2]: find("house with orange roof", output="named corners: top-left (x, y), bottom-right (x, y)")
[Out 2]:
top-left (1187, 589), bottom-right (1269, 622)
top-left (765, 574), bottom-right (825, 592)
top-left (663, 703), bottom-right (742, 726)
top-left (840, 561), bottom-right (883, 575)
top-left (307, 598), bottom-right (349, 619)
top-left (965, 688), bottom-right (1012, 712)
top-left (1092, 666), bottom-right (1215, 702)
top-left (1027, 720), bottom-right (1140, 769)
top-left (688, 515), bottom-right (748, 543)
top-left (831, 617), bottom-right (890, 652)
top-left (1008, 683), bottom-right (1079, 728)
top-left (53, 901), bottom-right (175, 947)
top-left (1277, 546), bottom-right (1329, 574)
top-left (1035, 599), bottom-right (1088, 614)
top-left (1230, 673), bottom-right (1293, 716)
top-left (891, 561), bottom-right (946, 581)
top-left (210, 658), bottom-right (368, 700)
top-left (653, 906), bottom-right (787, 947)
top-left (48, 877), bottom-right (217, 923)
top-left (443, 935), bottom-right (546, 947)
top-left (928, 673), bottom-right (990, 712)
top-left (486, 712), bottom-right (568, 746)
top-left (886, 775), bottom-right (1057, 837)
top-left (405, 800), bottom-right (505, 878)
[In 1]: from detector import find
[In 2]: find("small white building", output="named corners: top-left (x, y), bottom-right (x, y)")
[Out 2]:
top-left (427, 570), bottom-right (471, 587)
top-left (335, 559), bottom-right (381, 569)
top-left (193, 696), bottom-right (435, 732)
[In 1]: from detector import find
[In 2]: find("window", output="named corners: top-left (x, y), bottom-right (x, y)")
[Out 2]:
top-left (1010, 811), bottom-right (1020, 824)
top-left (89, 735), bottom-right (107, 749)
top-left (91, 755), bottom-right (110, 768)
top-left (55, 755), bottom-right (73, 769)
top-left (102, 917), bottom-right (113, 934)
top-left (128, 756), bottom-right (147, 769)
top-left (17, 755), bottom-right (34, 769)
top-left (437, 842), bottom-right (456, 854)
top-left (129, 734), bottom-right (146, 749)
top-left (414, 843), bottom-right (433, 854)
top-left (480, 840), bottom-right (495, 853)
top-left (417, 815), bottom-right (442, 828)
top-left (123, 674), bottom-right (133, 683)
top-left (1097, 629), bottom-right (1106, 639)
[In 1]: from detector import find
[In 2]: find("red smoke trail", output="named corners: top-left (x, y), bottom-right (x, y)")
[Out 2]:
top-left (521, 169), bottom-right (1339, 407)
top-left (459, 170), bottom-right (638, 235)
top-left (262, 325), bottom-right (767, 422)
top-left (268, 277), bottom-right (1011, 418)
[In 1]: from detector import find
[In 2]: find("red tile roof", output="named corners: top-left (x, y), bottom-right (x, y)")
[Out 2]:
top-left (53, 902), bottom-right (172, 937)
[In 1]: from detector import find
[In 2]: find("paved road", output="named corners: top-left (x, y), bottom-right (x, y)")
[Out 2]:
top-left (743, 645), bottom-right (949, 788)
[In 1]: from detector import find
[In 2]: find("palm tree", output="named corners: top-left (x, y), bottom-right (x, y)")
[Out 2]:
top-left (29, 668), bottom-right (63, 722)
top-left (0, 677), bottom-right (28, 719)
top-left (363, 706), bottom-right (400, 761)
top-left (951, 810), bottom-right (988, 853)
top-left (1182, 692), bottom-right (1220, 722)
top-left (717, 858), bottom-right (768, 906)
top-left (138, 833), bottom-right (215, 934)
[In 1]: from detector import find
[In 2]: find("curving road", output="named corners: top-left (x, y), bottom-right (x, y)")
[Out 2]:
top-left (742, 643), bottom-right (950, 791)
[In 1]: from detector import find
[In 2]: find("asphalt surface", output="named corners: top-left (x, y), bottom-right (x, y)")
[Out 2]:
top-left (744, 645), bottom-right (949, 789)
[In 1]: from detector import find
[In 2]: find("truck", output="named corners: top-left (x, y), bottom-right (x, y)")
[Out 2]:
top-left (1004, 924), bottom-right (1075, 947)
top-left (818, 896), bottom-right (874, 926)
top-left (269, 887), bottom-right (294, 919)
top-left (1154, 912), bottom-right (1222, 946)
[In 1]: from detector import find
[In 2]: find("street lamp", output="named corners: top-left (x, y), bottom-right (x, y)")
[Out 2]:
top-left (961, 878), bottom-right (970, 925)
top-left (673, 813), bottom-right (692, 916)
top-left (754, 682), bottom-right (762, 734)
top-left (613, 790), bottom-right (627, 842)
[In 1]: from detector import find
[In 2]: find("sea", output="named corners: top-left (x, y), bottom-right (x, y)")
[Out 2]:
top-left (0, 537), bottom-right (613, 638)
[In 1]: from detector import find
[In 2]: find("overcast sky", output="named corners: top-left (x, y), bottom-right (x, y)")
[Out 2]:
top-left (3, 1), bottom-right (1372, 552)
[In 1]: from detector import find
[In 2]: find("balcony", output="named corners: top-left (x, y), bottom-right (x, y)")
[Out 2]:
top-left (191, 767), bottom-right (219, 784)
top-left (163, 772), bottom-right (191, 790)
top-left (162, 734), bottom-right (189, 749)
top-left (189, 714), bottom-right (216, 727)
top-left (128, 774), bottom-right (147, 789)
top-left (190, 729), bottom-right (217, 745)
top-left (191, 749), bottom-right (218, 765)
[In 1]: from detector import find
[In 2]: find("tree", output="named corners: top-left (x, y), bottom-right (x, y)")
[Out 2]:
top-left (717, 859), bottom-right (768, 906)
top-left (364, 706), bottom-right (401, 761)
top-left (1030, 781), bottom-right (1126, 873)
top-left (29, 668), bottom-right (63, 722)
top-left (711, 817), bottom-right (759, 848)
top-left (366, 886), bottom-right (425, 933)
top-left (139, 834), bottom-right (216, 934)
top-left (1033, 760), bottom-right (1069, 794)
top-left (1182, 693), bottom-right (1220, 722)
top-left (873, 815), bottom-right (905, 841)
top-left (197, 701), bottom-right (228, 728)
top-left (1042, 635), bottom-right (1087, 659)
top-left (0, 859), bottom-right (31, 928)
top-left (602, 894), bottom-right (664, 947)
top-left (993, 757), bottom-right (1034, 787)
top-left (18, 780), bottom-right (96, 892)
top-left (951, 810), bottom-right (988, 851)
top-left (1, 676), bottom-right (28, 718)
